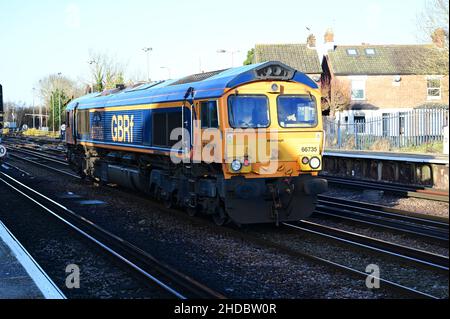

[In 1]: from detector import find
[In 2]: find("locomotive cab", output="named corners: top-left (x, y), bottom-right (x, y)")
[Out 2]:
top-left (66, 61), bottom-right (327, 225)
top-left (192, 64), bottom-right (328, 225)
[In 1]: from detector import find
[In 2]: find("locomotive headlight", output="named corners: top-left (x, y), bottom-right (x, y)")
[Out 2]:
top-left (301, 157), bottom-right (310, 165)
top-left (309, 157), bottom-right (321, 169)
top-left (271, 83), bottom-right (279, 92)
top-left (231, 160), bottom-right (242, 172)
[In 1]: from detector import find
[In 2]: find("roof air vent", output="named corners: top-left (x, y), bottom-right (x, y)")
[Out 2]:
top-left (254, 62), bottom-right (294, 80)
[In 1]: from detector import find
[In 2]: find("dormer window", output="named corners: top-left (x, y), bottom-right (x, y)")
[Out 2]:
top-left (365, 48), bottom-right (376, 55)
top-left (347, 49), bottom-right (358, 56)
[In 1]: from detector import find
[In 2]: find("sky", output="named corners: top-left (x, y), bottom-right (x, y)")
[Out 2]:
top-left (0, 0), bottom-right (429, 105)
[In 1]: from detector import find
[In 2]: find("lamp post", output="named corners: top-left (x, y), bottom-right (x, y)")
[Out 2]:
top-left (57, 72), bottom-right (62, 136)
top-left (142, 47), bottom-right (153, 81)
top-left (32, 87), bottom-right (36, 129)
top-left (217, 49), bottom-right (240, 67)
top-left (88, 60), bottom-right (98, 92)
top-left (160, 66), bottom-right (171, 79)
top-left (51, 94), bottom-right (54, 133)
top-left (38, 80), bottom-right (43, 129)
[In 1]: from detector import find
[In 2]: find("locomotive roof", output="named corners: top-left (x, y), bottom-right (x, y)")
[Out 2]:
top-left (67, 61), bottom-right (319, 111)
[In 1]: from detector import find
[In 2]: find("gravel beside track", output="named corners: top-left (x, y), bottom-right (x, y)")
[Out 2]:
top-left (325, 186), bottom-right (449, 218)
top-left (2, 158), bottom-right (401, 299)
top-left (0, 174), bottom-right (174, 299)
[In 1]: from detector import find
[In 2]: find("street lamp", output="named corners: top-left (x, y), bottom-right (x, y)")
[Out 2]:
top-left (88, 60), bottom-right (98, 92)
top-left (38, 80), bottom-right (43, 129)
top-left (217, 49), bottom-right (240, 67)
top-left (32, 87), bottom-right (36, 129)
top-left (160, 66), bottom-right (171, 79)
top-left (58, 72), bottom-right (62, 136)
top-left (142, 47), bottom-right (153, 81)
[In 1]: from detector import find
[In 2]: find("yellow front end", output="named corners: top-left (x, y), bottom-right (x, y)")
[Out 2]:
top-left (219, 80), bottom-right (324, 179)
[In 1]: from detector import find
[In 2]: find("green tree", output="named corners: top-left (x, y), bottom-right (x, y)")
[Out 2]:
top-left (38, 74), bottom-right (82, 130)
top-left (89, 51), bottom-right (127, 91)
top-left (48, 88), bottom-right (71, 132)
top-left (243, 48), bottom-right (255, 65)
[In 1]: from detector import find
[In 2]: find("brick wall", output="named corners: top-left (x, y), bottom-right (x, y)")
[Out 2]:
top-left (336, 74), bottom-right (449, 108)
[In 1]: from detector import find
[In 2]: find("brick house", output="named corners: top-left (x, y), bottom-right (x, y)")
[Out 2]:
top-left (321, 28), bottom-right (449, 123)
top-left (252, 35), bottom-right (323, 84)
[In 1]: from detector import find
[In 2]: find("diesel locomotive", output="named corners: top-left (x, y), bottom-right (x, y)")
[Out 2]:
top-left (66, 61), bottom-right (328, 225)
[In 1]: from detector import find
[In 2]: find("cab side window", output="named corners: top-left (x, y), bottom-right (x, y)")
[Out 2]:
top-left (200, 101), bottom-right (218, 128)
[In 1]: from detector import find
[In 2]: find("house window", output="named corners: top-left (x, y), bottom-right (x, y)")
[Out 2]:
top-left (347, 49), bottom-right (358, 56)
top-left (354, 115), bottom-right (366, 133)
top-left (351, 79), bottom-right (366, 100)
top-left (427, 78), bottom-right (441, 99)
top-left (365, 48), bottom-right (375, 55)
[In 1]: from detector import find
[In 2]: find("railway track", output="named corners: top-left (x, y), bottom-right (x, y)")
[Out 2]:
top-left (324, 175), bottom-right (449, 202)
top-left (3, 139), bottom-right (447, 299)
top-left (283, 221), bottom-right (448, 273)
top-left (4, 145), bottom-right (79, 179)
top-left (0, 171), bottom-right (225, 299)
top-left (315, 195), bottom-right (449, 243)
top-left (127, 198), bottom-right (445, 299)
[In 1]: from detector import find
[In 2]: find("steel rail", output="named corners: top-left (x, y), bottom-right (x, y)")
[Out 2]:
top-left (0, 171), bottom-right (225, 299)
top-left (130, 197), bottom-right (442, 299)
top-left (6, 152), bottom-right (80, 179)
top-left (314, 205), bottom-right (449, 243)
top-left (242, 230), bottom-right (440, 299)
top-left (2, 138), bottom-right (444, 299)
top-left (283, 221), bottom-right (449, 272)
top-left (324, 176), bottom-right (449, 202)
top-left (5, 145), bottom-right (68, 165)
top-left (318, 195), bottom-right (449, 227)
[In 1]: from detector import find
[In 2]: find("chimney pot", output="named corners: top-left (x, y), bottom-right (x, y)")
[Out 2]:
top-left (307, 34), bottom-right (316, 48)
top-left (324, 28), bottom-right (334, 43)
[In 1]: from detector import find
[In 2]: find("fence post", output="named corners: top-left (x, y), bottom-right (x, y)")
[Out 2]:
top-left (337, 114), bottom-right (341, 149)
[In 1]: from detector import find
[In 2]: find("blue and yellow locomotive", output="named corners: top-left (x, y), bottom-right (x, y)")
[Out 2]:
top-left (66, 61), bottom-right (327, 225)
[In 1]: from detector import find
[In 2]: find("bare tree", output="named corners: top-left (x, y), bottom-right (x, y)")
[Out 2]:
top-left (414, 0), bottom-right (449, 79)
top-left (417, 0), bottom-right (449, 48)
top-left (37, 74), bottom-right (83, 130)
top-left (3, 101), bottom-right (33, 128)
top-left (321, 77), bottom-right (351, 117)
top-left (88, 51), bottom-right (127, 91)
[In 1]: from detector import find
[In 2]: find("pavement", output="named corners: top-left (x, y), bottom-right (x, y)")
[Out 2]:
top-left (324, 149), bottom-right (449, 164)
top-left (0, 221), bottom-right (65, 299)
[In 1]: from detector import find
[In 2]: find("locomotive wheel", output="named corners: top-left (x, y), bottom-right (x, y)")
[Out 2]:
top-left (163, 198), bottom-right (172, 209)
top-left (186, 207), bottom-right (197, 217)
top-left (212, 206), bottom-right (228, 226)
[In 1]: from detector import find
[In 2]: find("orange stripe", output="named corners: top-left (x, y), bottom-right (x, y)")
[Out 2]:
top-left (79, 142), bottom-right (169, 155)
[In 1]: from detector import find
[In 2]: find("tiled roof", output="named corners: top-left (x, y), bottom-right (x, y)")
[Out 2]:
top-left (254, 44), bottom-right (322, 74)
top-left (327, 44), bottom-right (448, 75)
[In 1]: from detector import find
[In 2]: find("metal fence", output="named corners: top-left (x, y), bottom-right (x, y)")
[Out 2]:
top-left (324, 109), bottom-right (449, 152)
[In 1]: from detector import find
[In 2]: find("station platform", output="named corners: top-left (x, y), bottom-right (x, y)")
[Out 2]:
top-left (324, 150), bottom-right (449, 165)
top-left (0, 221), bottom-right (65, 299)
